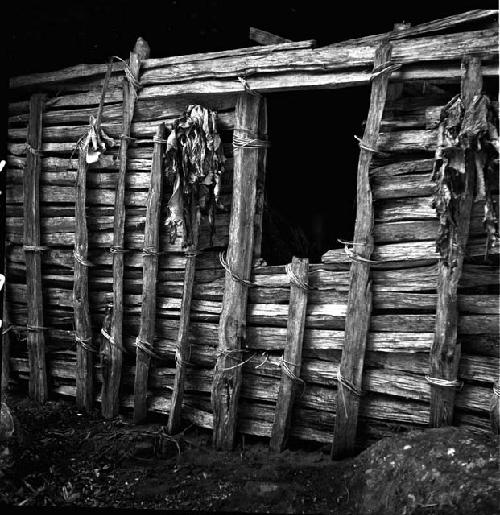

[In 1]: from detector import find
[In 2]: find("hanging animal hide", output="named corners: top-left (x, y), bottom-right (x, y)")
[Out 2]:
top-left (163, 105), bottom-right (225, 246)
top-left (432, 93), bottom-right (499, 262)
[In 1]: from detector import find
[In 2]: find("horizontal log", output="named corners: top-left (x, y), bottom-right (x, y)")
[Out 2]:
top-left (370, 158), bottom-right (435, 178)
top-left (374, 217), bottom-right (486, 243)
top-left (372, 173), bottom-right (434, 199)
top-left (377, 129), bottom-right (437, 153)
top-left (8, 96), bottom-right (237, 126)
top-left (137, 29), bottom-right (498, 86)
top-left (322, 241), bottom-right (440, 264)
top-left (10, 40), bottom-right (317, 89)
top-left (8, 114), bottom-right (233, 141)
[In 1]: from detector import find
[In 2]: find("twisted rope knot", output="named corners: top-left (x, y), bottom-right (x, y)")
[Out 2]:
top-left (237, 76), bottom-right (262, 97)
top-left (336, 368), bottom-right (363, 397)
top-left (219, 250), bottom-right (255, 287)
top-left (135, 337), bottom-right (161, 359)
top-left (493, 384), bottom-right (500, 397)
top-left (73, 249), bottom-right (94, 267)
top-left (100, 327), bottom-right (127, 353)
top-left (285, 262), bottom-right (311, 291)
top-left (25, 144), bottom-right (43, 156)
top-left (370, 61), bottom-right (402, 81)
top-left (338, 238), bottom-right (378, 264)
top-left (109, 246), bottom-right (129, 254)
top-left (425, 376), bottom-right (464, 389)
top-left (142, 246), bottom-right (161, 256)
top-left (75, 335), bottom-right (98, 353)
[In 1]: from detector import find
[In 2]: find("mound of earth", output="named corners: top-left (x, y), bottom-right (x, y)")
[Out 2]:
top-left (0, 394), bottom-right (498, 514)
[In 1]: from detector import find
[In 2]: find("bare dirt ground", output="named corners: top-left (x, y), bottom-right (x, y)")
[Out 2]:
top-left (0, 393), bottom-right (498, 514)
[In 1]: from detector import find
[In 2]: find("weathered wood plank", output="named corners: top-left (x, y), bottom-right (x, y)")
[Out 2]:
top-left (332, 43), bottom-right (392, 459)
top-left (211, 93), bottom-right (263, 450)
top-left (270, 257), bottom-right (308, 452)
top-left (429, 56), bottom-right (482, 428)
top-left (133, 124), bottom-right (165, 423)
top-left (23, 93), bottom-right (48, 403)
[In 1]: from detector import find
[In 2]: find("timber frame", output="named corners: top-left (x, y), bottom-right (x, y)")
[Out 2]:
top-left (3, 9), bottom-right (499, 457)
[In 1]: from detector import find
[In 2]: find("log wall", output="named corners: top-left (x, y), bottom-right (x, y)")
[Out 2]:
top-left (4, 64), bottom-right (499, 446)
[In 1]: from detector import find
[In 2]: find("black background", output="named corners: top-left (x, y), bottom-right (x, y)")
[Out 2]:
top-left (3, 0), bottom-right (498, 263)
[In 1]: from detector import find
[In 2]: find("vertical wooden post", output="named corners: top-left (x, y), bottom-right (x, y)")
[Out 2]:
top-left (211, 92), bottom-right (263, 450)
top-left (133, 124), bottom-right (165, 423)
top-left (23, 93), bottom-right (48, 403)
top-left (167, 195), bottom-right (201, 434)
top-left (1, 297), bottom-right (11, 404)
top-left (74, 145), bottom-right (94, 411)
top-left (101, 50), bottom-right (141, 419)
top-left (429, 56), bottom-right (481, 427)
top-left (253, 98), bottom-right (268, 262)
top-left (331, 43), bottom-right (393, 459)
top-left (270, 256), bottom-right (308, 452)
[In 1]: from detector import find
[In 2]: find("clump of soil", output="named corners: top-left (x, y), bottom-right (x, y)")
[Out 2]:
top-left (0, 394), bottom-right (498, 514)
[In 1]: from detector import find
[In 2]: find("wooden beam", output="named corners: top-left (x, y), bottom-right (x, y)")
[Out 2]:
top-left (74, 148), bottom-right (94, 411)
top-left (249, 27), bottom-right (293, 46)
top-left (211, 92), bottom-right (263, 450)
top-left (429, 56), bottom-right (482, 427)
top-left (270, 257), bottom-right (309, 452)
top-left (23, 93), bottom-right (48, 403)
top-left (253, 98), bottom-right (268, 262)
top-left (167, 197), bottom-right (201, 434)
top-left (133, 124), bottom-right (165, 423)
top-left (101, 48), bottom-right (142, 419)
top-left (331, 43), bottom-right (393, 459)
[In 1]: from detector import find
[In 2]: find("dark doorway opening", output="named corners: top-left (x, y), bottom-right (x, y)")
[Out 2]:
top-left (262, 87), bottom-right (370, 265)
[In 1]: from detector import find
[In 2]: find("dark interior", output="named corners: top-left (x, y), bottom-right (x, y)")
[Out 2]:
top-left (262, 87), bottom-right (370, 265)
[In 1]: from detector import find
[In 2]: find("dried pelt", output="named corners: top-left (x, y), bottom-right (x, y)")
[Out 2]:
top-left (163, 105), bottom-right (226, 247)
top-left (432, 93), bottom-right (499, 263)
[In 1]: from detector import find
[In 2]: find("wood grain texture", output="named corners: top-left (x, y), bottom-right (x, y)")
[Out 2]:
top-left (167, 199), bottom-right (201, 434)
top-left (429, 56), bottom-right (482, 427)
top-left (270, 257), bottom-right (309, 452)
top-left (133, 124), bottom-right (165, 423)
top-left (211, 93), bottom-right (262, 450)
top-left (23, 93), bottom-right (48, 403)
top-left (74, 149), bottom-right (94, 411)
top-left (101, 51), bottom-right (141, 419)
top-left (332, 43), bottom-right (392, 460)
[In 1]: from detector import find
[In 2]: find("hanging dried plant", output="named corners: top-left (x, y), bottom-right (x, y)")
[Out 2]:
top-left (163, 105), bottom-right (226, 246)
top-left (432, 93), bottom-right (499, 262)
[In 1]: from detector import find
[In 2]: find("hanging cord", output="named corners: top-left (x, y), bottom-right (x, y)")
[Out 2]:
top-left (336, 368), bottom-right (363, 417)
top-left (425, 376), bottom-right (464, 389)
top-left (338, 238), bottom-right (378, 264)
top-left (370, 61), bottom-right (402, 81)
top-left (75, 335), bottom-right (98, 353)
